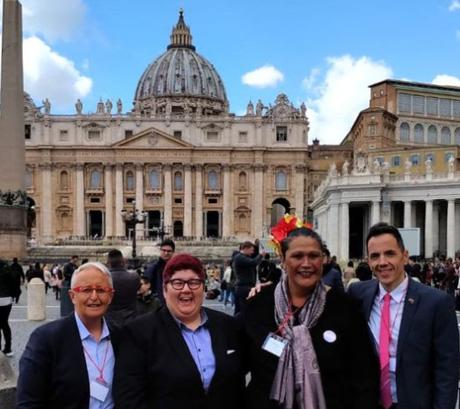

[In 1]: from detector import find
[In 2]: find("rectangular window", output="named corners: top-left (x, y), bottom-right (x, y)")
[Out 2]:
top-left (207, 131), bottom-right (219, 141)
top-left (426, 97), bottom-right (438, 116)
top-left (276, 126), bottom-right (288, 142)
top-left (238, 131), bottom-right (248, 143)
top-left (410, 154), bottom-right (420, 165)
top-left (174, 197), bottom-right (183, 204)
top-left (439, 99), bottom-right (451, 118)
top-left (208, 198), bottom-right (218, 204)
top-left (453, 100), bottom-right (460, 118)
top-left (398, 93), bottom-right (411, 113)
top-left (126, 197), bottom-right (135, 204)
top-left (59, 130), bottom-right (68, 141)
top-left (368, 124), bottom-right (377, 135)
top-left (173, 130), bottom-right (182, 139)
top-left (125, 130), bottom-right (133, 138)
top-left (88, 130), bottom-right (101, 140)
top-left (412, 95), bottom-right (425, 114)
top-left (392, 156), bottom-right (401, 167)
top-left (25, 124), bottom-right (31, 140)
top-left (90, 197), bottom-right (100, 203)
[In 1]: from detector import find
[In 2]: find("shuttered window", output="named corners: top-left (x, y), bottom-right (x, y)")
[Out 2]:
top-left (413, 95), bottom-right (425, 114)
top-left (426, 97), bottom-right (438, 116)
top-left (398, 93), bottom-right (411, 113)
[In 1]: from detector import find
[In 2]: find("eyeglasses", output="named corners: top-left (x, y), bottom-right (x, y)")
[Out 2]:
top-left (72, 286), bottom-right (114, 296)
top-left (167, 279), bottom-right (204, 290)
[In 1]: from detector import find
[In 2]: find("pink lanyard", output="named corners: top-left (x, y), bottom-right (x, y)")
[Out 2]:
top-left (83, 339), bottom-right (110, 384)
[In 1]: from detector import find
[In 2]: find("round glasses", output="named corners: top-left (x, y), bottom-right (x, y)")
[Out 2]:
top-left (167, 279), bottom-right (204, 290)
top-left (72, 286), bottom-right (114, 296)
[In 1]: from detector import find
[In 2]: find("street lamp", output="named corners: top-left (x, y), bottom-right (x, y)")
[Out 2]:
top-left (158, 213), bottom-right (170, 242)
top-left (121, 200), bottom-right (146, 262)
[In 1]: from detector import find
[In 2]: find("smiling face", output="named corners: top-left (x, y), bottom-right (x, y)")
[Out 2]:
top-left (69, 267), bottom-right (113, 325)
top-left (163, 269), bottom-right (204, 325)
top-left (282, 235), bottom-right (323, 300)
top-left (367, 233), bottom-right (408, 292)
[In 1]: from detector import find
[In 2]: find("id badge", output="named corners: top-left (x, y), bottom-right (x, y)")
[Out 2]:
top-left (262, 332), bottom-right (289, 357)
top-left (90, 379), bottom-right (109, 402)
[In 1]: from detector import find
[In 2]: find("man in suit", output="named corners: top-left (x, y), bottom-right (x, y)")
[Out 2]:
top-left (348, 222), bottom-right (459, 409)
top-left (105, 249), bottom-right (140, 326)
top-left (17, 262), bottom-right (116, 409)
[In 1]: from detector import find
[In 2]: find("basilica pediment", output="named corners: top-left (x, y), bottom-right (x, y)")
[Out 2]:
top-left (112, 127), bottom-right (193, 149)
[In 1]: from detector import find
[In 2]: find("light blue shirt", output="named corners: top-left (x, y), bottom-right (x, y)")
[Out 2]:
top-left (172, 309), bottom-right (216, 391)
top-left (75, 313), bottom-right (114, 409)
top-left (369, 276), bottom-right (409, 404)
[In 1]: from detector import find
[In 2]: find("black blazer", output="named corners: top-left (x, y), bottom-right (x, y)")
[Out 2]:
top-left (113, 306), bottom-right (245, 409)
top-left (16, 314), bottom-right (119, 409)
top-left (348, 278), bottom-right (459, 409)
top-left (240, 286), bottom-right (380, 409)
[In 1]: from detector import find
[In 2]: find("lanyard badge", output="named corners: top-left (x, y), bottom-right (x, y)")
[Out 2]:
top-left (262, 332), bottom-right (289, 357)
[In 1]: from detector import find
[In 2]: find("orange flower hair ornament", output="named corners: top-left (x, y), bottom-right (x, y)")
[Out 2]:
top-left (269, 214), bottom-right (313, 255)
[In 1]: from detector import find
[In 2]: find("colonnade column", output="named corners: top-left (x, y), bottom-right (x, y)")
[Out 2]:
top-left (252, 164), bottom-right (264, 238)
top-left (403, 201), bottom-right (412, 228)
top-left (447, 199), bottom-right (456, 259)
top-left (194, 165), bottom-right (203, 238)
top-left (74, 164), bottom-right (85, 237)
top-left (183, 165), bottom-right (192, 237)
top-left (340, 202), bottom-right (349, 262)
top-left (115, 164), bottom-right (124, 237)
top-left (294, 164), bottom-right (305, 220)
top-left (327, 203), bottom-right (339, 257)
top-left (163, 165), bottom-right (172, 232)
top-left (425, 200), bottom-right (433, 258)
top-left (222, 165), bottom-right (232, 238)
top-left (135, 164), bottom-right (144, 238)
top-left (432, 202), bottom-right (439, 255)
top-left (371, 201), bottom-right (380, 226)
top-left (40, 163), bottom-right (53, 242)
top-left (104, 164), bottom-right (113, 238)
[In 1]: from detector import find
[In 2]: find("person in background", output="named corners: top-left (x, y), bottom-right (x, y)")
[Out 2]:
top-left (355, 258), bottom-right (373, 281)
top-left (43, 264), bottom-right (52, 294)
top-left (322, 248), bottom-right (344, 292)
top-left (136, 276), bottom-right (161, 315)
top-left (343, 260), bottom-right (357, 290)
top-left (221, 260), bottom-right (235, 307)
top-left (0, 260), bottom-right (17, 357)
top-left (9, 257), bottom-right (23, 303)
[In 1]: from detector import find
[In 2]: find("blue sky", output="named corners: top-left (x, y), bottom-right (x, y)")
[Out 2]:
top-left (2, 0), bottom-right (460, 143)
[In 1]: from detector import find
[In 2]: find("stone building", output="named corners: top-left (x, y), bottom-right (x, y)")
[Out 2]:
top-left (24, 11), bottom-right (314, 244)
top-left (312, 80), bottom-right (460, 261)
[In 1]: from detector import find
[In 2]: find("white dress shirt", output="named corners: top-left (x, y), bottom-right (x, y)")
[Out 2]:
top-left (369, 276), bottom-right (409, 403)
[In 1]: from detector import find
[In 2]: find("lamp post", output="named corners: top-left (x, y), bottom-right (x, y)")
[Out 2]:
top-left (121, 200), bottom-right (145, 262)
top-left (158, 213), bottom-right (170, 242)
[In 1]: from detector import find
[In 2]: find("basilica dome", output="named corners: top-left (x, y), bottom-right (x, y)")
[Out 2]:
top-left (134, 10), bottom-right (228, 116)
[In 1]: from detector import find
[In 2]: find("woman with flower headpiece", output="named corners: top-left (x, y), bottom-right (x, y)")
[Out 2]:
top-left (240, 225), bottom-right (379, 409)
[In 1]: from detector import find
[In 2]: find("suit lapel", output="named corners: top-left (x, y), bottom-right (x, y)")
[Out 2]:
top-left (205, 309), bottom-right (225, 390)
top-left (363, 280), bottom-right (379, 320)
top-left (396, 279), bottom-right (419, 365)
top-left (66, 315), bottom-right (90, 396)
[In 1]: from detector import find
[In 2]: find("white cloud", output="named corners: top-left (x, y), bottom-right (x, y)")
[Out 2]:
top-left (449, 0), bottom-right (460, 11)
top-left (21, 0), bottom-right (86, 43)
top-left (242, 65), bottom-right (284, 88)
top-left (21, 36), bottom-right (92, 108)
top-left (302, 67), bottom-right (321, 91)
top-left (305, 55), bottom-right (393, 144)
top-left (432, 74), bottom-right (460, 87)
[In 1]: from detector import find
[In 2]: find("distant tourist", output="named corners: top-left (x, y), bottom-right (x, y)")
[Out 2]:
top-left (0, 260), bottom-right (18, 357)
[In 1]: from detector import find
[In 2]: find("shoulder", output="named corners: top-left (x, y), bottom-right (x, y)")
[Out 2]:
top-left (29, 315), bottom-right (76, 344)
top-left (410, 279), bottom-right (453, 305)
top-left (325, 289), bottom-right (362, 312)
top-left (204, 307), bottom-right (237, 328)
top-left (347, 279), bottom-right (376, 295)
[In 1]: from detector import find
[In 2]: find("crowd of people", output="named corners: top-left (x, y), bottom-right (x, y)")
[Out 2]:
top-left (1, 221), bottom-right (459, 408)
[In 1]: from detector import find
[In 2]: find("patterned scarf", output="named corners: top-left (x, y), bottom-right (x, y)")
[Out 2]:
top-left (270, 277), bottom-right (327, 409)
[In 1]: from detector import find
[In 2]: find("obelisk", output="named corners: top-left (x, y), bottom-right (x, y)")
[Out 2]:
top-left (0, 0), bottom-right (27, 259)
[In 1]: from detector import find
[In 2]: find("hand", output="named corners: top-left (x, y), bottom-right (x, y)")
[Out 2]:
top-left (247, 284), bottom-right (262, 299)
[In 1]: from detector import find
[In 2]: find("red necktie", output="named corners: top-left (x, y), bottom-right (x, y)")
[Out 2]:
top-left (379, 293), bottom-right (392, 409)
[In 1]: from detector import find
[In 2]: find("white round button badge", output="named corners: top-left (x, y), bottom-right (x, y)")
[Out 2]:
top-left (323, 330), bottom-right (337, 343)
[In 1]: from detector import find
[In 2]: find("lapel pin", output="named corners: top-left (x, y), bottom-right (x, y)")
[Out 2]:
top-left (408, 298), bottom-right (415, 304)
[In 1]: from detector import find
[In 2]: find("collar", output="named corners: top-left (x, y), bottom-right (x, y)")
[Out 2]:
top-left (74, 312), bottom-right (110, 342)
top-left (378, 275), bottom-right (409, 303)
top-left (170, 308), bottom-right (209, 331)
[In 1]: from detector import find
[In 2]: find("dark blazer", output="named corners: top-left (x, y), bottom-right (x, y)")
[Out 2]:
top-left (348, 278), bottom-right (460, 409)
top-left (240, 286), bottom-right (380, 409)
top-left (113, 306), bottom-right (245, 409)
top-left (16, 314), bottom-right (119, 409)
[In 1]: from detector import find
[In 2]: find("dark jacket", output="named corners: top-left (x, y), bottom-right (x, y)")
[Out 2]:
top-left (240, 285), bottom-right (380, 409)
top-left (136, 291), bottom-right (161, 315)
top-left (0, 261), bottom-right (15, 298)
top-left (113, 306), bottom-right (245, 409)
top-left (322, 264), bottom-right (345, 292)
top-left (143, 258), bottom-right (167, 304)
top-left (233, 253), bottom-right (262, 287)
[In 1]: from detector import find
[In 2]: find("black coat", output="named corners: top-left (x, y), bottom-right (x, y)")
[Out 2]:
top-left (113, 306), bottom-right (245, 409)
top-left (240, 285), bottom-right (380, 409)
top-left (0, 260), bottom-right (16, 298)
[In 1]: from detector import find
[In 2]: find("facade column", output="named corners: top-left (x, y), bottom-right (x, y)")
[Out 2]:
top-left (371, 201), bottom-right (380, 226)
top-left (425, 200), bottom-right (433, 258)
top-left (222, 165), bottom-right (233, 238)
top-left (403, 201), bottom-right (412, 228)
top-left (183, 165), bottom-right (192, 237)
top-left (74, 164), bottom-right (85, 237)
top-left (252, 164), bottom-right (264, 238)
top-left (340, 202), bottom-right (349, 262)
top-left (40, 163), bottom-right (53, 242)
top-left (115, 164), bottom-right (124, 237)
top-left (327, 203), bottom-right (339, 257)
top-left (447, 199), bottom-right (456, 258)
top-left (163, 165), bottom-right (172, 233)
top-left (432, 202), bottom-right (439, 255)
top-left (135, 163), bottom-right (144, 238)
top-left (194, 165), bottom-right (203, 238)
top-left (294, 164), bottom-right (305, 220)
top-left (104, 164), bottom-right (113, 238)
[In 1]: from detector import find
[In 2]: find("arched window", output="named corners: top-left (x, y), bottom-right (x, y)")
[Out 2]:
top-left (414, 124), bottom-right (424, 143)
top-left (125, 170), bottom-right (135, 191)
top-left (455, 128), bottom-right (460, 145)
top-left (90, 170), bottom-right (102, 189)
top-left (208, 170), bottom-right (218, 190)
top-left (275, 169), bottom-right (287, 191)
top-left (60, 171), bottom-right (69, 190)
top-left (399, 122), bottom-right (410, 142)
top-left (149, 170), bottom-right (160, 189)
top-left (238, 172), bottom-right (247, 191)
top-left (174, 171), bottom-right (183, 191)
top-left (441, 127), bottom-right (451, 145)
top-left (427, 125), bottom-right (438, 144)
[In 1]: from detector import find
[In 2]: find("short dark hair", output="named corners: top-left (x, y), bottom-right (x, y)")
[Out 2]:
top-left (323, 247), bottom-right (331, 258)
top-left (347, 261), bottom-right (353, 268)
top-left (107, 249), bottom-right (124, 269)
top-left (241, 241), bottom-right (254, 250)
top-left (280, 227), bottom-right (325, 258)
top-left (13, 257), bottom-right (18, 263)
top-left (366, 222), bottom-right (405, 252)
top-left (163, 253), bottom-right (205, 284)
top-left (160, 239), bottom-right (175, 252)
